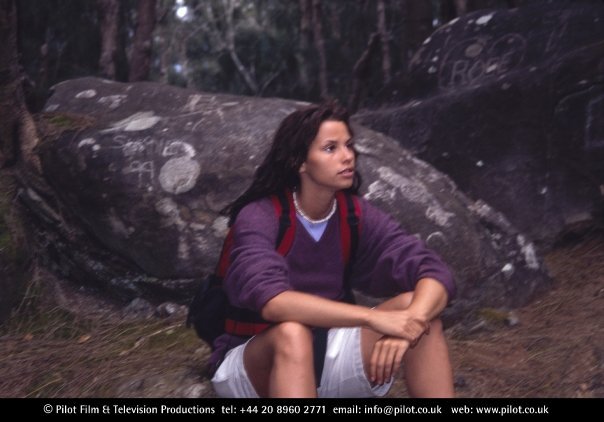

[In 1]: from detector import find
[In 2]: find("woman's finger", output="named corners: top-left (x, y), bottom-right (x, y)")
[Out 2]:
top-left (370, 340), bottom-right (383, 384)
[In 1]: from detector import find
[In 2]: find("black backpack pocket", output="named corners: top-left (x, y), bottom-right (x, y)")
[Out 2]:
top-left (186, 275), bottom-right (228, 346)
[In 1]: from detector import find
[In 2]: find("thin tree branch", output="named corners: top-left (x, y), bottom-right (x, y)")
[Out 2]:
top-left (348, 32), bottom-right (380, 113)
top-left (377, 0), bottom-right (392, 84)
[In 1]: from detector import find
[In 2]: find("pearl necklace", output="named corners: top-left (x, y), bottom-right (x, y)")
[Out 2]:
top-left (293, 192), bottom-right (337, 225)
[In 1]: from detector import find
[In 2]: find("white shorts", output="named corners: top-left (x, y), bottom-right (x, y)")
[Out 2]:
top-left (211, 326), bottom-right (394, 398)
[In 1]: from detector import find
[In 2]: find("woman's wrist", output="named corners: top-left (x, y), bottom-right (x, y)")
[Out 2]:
top-left (361, 305), bottom-right (377, 328)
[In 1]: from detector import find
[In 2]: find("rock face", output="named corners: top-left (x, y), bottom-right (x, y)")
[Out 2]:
top-left (355, 3), bottom-right (604, 247)
top-left (26, 77), bottom-right (549, 321)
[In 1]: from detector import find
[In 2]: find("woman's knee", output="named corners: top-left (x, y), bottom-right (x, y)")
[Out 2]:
top-left (429, 317), bottom-right (444, 334)
top-left (377, 291), bottom-right (415, 311)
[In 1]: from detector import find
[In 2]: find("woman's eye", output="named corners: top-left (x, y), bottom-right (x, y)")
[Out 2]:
top-left (346, 142), bottom-right (355, 149)
top-left (324, 145), bottom-right (335, 152)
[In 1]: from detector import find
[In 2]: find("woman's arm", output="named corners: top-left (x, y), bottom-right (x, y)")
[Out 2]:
top-left (261, 288), bottom-right (437, 342)
top-left (351, 199), bottom-right (456, 301)
top-left (223, 199), bottom-right (292, 310)
top-left (405, 277), bottom-right (449, 321)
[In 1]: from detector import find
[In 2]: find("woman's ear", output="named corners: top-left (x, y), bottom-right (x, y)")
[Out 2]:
top-left (299, 162), bottom-right (306, 174)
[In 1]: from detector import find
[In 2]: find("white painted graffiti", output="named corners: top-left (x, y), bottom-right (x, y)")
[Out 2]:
top-left (425, 231), bottom-right (448, 249)
top-left (107, 134), bottom-right (200, 193)
top-left (438, 33), bottom-right (527, 90)
top-left (109, 135), bottom-right (195, 157)
top-left (158, 156), bottom-right (201, 195)
top-left (100, 111), bottom-right (161, 133)
top-left (162, 140), bottom-right (196, 158)
top-left (109, 134), bottom-right (150, 157)
top-left (98, 94), bottom-right (127, 110)
top-left (123, 160), bottom-right (155, 190)
top-left (75, 89), bottom-right (97, 99)
top-left (544, 11), bottom-right (570, 53)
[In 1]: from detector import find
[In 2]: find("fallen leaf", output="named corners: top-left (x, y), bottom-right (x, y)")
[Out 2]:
top-left (77, 334), bottom-right (91, 344)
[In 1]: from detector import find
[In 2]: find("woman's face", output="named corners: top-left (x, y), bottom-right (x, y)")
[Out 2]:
top-left (299, 120), bottom-right (355, 194)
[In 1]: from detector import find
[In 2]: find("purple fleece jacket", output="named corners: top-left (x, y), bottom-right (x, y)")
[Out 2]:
top-left (209, 195), bottom-right (455, 369)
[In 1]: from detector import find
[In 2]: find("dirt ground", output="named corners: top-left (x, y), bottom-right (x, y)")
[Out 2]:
top-left (0, 231), bottom-right (602, 398)
top-left (445, 231), bottom-right (604, 398)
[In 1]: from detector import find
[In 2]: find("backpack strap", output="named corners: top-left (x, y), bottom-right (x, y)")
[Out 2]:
top-left (215, 229), bottom-right (234, 279)
top-left (335, 190), bottom-right (361, 275)
top-left (216, 190), bottom-right (295, 280)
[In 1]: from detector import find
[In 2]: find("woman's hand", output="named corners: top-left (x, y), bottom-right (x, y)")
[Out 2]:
top-left (367, 308), bottom-right (430, 345)
top-left (369, 335), bottom-right (410, 386)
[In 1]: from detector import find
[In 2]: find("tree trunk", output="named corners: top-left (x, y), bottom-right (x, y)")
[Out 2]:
top-left (0, 0), bottom-right (20, 168)
top-left (296, 0), bottom-right (313, 96)
top-left (222, 0), bottom-right (258, 94)
top-left (0, 0), bottom-right (36, 323)
top-left (0, 0), bottom-right (39, 170)
top-left (401, 0), bottom-right (433, 70)
top-left (439, 0), bottom-right (452, 23)
top-left (97, 0), bottom-right (120, 79)
top-left (348, 32), bottom-right (380, 113)
top-left (129, 0), bottom-right (156, 82)
top-left (454, 0), bottom-right (469, 16)
top-left (376, 0), bottom-right (391, 85)
top-left (155, 2), bottom-right (172, 84)
top-left (311, 0), bottom-right (328, 98)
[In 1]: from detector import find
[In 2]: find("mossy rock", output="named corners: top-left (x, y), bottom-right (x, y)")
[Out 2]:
top-left (477, 307), bottom-right (509, 324)
top-left (34, 112), bottom-right (96, 146)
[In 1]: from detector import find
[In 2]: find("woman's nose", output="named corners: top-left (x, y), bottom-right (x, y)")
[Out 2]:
top-left (342, 146), bottom-right (354, 162)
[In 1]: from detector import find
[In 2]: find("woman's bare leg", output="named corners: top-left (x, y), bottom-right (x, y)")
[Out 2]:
top-left (243, 321), bottom-right (316, 398)
top-left (403, 317), bottom-right (454, 397)
top-left (360, 292), bottom-right (454, 397)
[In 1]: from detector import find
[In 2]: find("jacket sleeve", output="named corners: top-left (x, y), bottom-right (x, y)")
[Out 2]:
top-left (350, 198), bottom-right (456, 301)
top-left (222, 199), bottom-right (292, 311)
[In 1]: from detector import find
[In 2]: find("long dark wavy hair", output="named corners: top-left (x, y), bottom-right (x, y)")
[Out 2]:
top-left (222, 100), bottom-right (362, 225)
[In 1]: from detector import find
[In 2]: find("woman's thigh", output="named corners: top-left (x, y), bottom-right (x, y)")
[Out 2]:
top-left (318, 326), bottom-right (393, 397)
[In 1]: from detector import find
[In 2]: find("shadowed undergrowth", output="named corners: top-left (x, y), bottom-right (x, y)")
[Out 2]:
top-left (0, 276), bottom-right (210, 397)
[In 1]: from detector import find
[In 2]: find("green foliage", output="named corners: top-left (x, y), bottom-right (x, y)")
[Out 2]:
top-left (46, 114), bottom-right (80, 128)
top-left (35, 112), bottom-right (96, 148)
top-left (478, 307), bottom-right (509, 323)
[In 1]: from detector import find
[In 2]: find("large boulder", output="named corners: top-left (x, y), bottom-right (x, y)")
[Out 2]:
top-left (24, 77), bottom-right (549, 321)
top-left (355, 3), bottom-right (604, 247)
